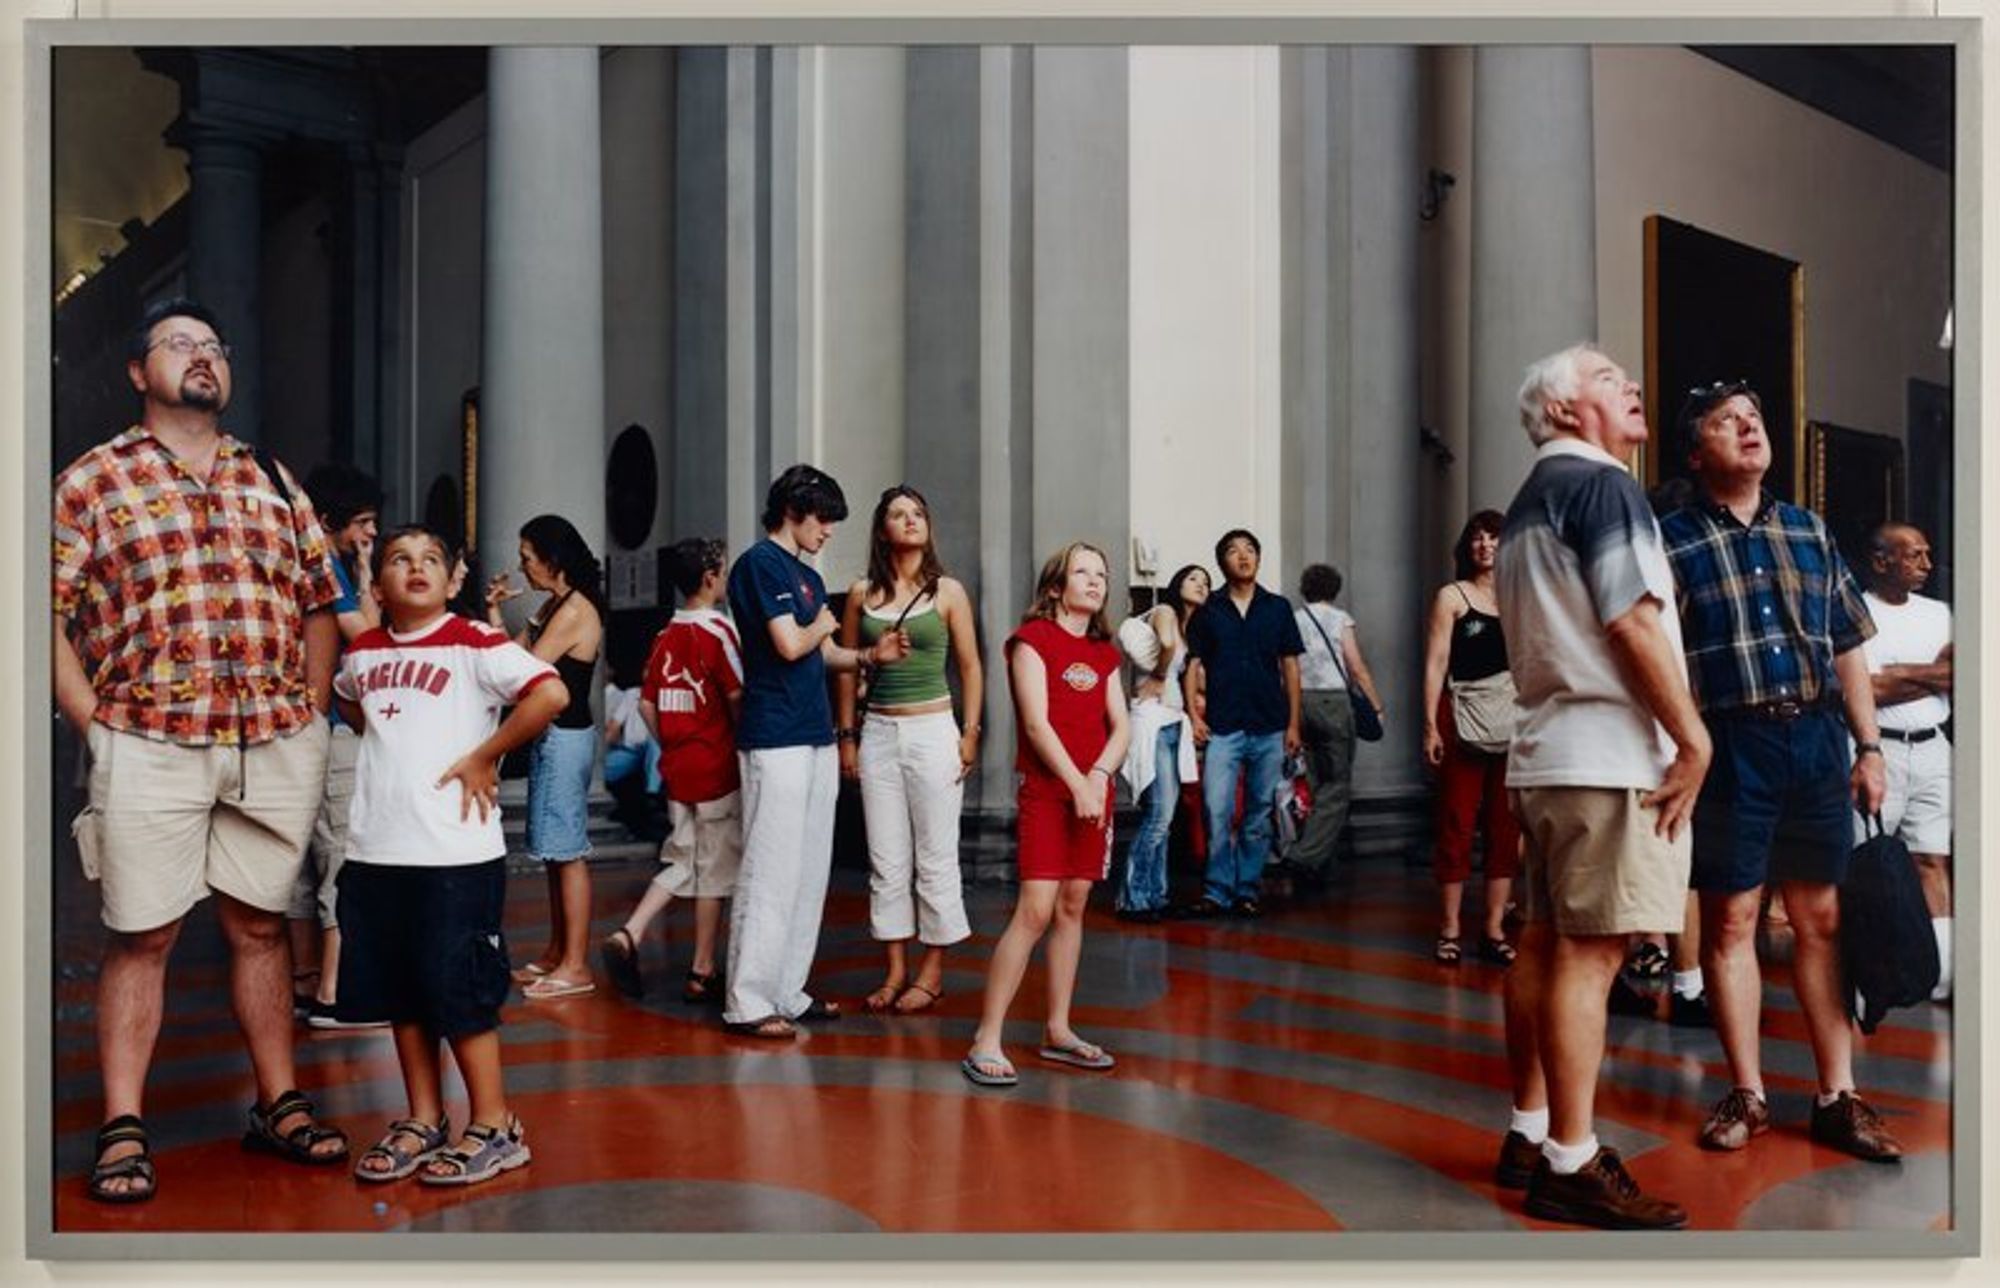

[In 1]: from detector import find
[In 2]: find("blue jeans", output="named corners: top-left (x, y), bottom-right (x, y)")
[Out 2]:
top-left (1118, 722), bottom-right (1181, 913)
top-left (1202, 729), bottom-right (1285, 905)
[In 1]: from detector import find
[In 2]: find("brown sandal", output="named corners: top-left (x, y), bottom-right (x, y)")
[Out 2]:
top-left (893, 982), bottom-right (943, 1014)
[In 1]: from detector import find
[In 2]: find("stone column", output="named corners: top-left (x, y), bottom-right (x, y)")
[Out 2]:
top-left (1286, 47), bottom-right (1425, 803)
top-left (480, 47), bottom-right (607, 617)
top-left (1468, 47), bottom-right (1598, 511)
top-left (335, 144), bottom-right (399, 478)
top-left (671, 48), bottom-right (766, 555)
top-left (181, 123), bottom-right (267, 442)
top-left (1030, 47), bottom-right (1130, 594)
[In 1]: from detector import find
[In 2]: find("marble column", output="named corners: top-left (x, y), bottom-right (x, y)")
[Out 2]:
top-left (182, 123), bottom-right (267, 442)
top-left (480, 47), bottom-right (607, 618)
top-left (1286, 47), bottom-right (1425, 801)
top-left (1030, 47), bottom-right (1130, 595)
top-left (1468, 47), bottom-right (1598, 511)
top-left (671, 48), bottom-right (765, 556)
top-left (975, 46), bottom-right (1036, 816)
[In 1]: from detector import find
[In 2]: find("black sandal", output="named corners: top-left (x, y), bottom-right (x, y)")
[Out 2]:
top-left (1434, 936), bottom-right (1463, 965)
top-left (1478, 937), bottom-right (1518, 966)
top-left (241, 1089), bottom-right (349, 1166)
top-left (88, 1114), bottom-right (156, 1203)
top-left (682, 969), bottom-right (723, 1006)
top-left (794, 998), bottom-right (841, 1022)
top-left (599, 929), bottom-right (644, 999)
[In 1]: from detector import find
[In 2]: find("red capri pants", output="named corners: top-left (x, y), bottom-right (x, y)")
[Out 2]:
top-left (1432, 693), bottom-right (1522, 884)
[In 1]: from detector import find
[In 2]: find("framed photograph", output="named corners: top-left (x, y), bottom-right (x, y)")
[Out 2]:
top-left (19, 9), bottom-right (1978, 1269)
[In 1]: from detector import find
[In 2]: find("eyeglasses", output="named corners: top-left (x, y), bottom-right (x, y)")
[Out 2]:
top-left (148, 334), bottom-right (232, 360)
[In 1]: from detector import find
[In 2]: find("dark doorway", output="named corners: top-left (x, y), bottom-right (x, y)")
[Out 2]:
top-left (1644, 216), bottom-right (1803, 499)
top-left (1907, 378), bottom-right (1953, 601)
top-left (1807, 423), bottom-right (1904, 576)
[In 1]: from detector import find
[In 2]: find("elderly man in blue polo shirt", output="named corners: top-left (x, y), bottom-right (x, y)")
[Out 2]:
top-left (1660, 379), bottom-right (1896, 1164)
top-left (1181, 529), bottom-right (1304, 918)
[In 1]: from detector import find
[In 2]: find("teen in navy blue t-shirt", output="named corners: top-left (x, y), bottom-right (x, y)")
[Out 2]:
top-left (728, 538), bottom-right (836, 749)
top-left (720, 465), bottom-right (909, 1037)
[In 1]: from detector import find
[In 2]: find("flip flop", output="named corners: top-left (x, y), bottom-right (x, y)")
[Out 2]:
top-left (863, 981), bottom-right (904, 1013)
top-left (1037, 1039), bottom-right (1115, 1071)
top-left (893, 982), bottom-right (942, 1014)
top-left (960, 1052), bottom-right (1018, 1087)
top-left (510, 962), bottom-right (552, 985)
top-left (522, 975), bottom-right (595, 1000)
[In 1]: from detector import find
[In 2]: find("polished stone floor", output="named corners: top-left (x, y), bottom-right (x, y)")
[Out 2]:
top-left (51, 852), bottom-right (1953, 1236)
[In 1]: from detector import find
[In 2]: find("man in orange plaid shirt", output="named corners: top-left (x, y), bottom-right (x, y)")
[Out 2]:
top-left (54, 299), bottom-right (351, 1202)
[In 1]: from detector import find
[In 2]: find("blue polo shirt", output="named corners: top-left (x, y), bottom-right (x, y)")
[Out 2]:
top-left (727, 537), bottom-right (834, 750)
top-left (1186, 584), bottom-right (1305, 736)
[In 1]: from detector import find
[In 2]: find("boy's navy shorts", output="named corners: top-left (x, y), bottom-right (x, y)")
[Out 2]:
top-left (335, 858), bottom-right (511, 1039)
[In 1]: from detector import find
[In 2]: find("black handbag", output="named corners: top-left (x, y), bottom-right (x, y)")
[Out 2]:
top-left (1307, 606), bottom-right (1381, 743)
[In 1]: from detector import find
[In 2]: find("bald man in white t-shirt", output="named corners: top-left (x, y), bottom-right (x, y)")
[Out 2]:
top-left (1860, 522), bottom-right (1954, 1001)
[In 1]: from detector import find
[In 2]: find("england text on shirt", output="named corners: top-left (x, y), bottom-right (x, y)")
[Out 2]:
top-left (333, 613), bottom-right (557, 867)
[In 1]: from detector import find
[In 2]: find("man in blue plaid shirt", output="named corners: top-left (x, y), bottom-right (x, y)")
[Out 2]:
top-left (1658, 379), bottom-right (1895, 1164)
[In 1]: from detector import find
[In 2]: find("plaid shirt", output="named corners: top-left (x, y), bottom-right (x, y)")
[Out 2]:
top-left (1659, 490), bottom-right (1873, 713)
top-left (52, 427), bottom-right (343, 746)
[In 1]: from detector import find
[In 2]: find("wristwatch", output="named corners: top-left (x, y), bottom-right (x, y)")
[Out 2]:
top-left (1854, 740), bottom-right (1883, 758)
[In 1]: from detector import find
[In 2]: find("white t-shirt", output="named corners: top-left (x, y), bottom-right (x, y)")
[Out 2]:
top-left (1498, 437), bottom-right (1685, 790)
top-left (334, 612), bottom-right (558, 867)
top-left (1294, 603), bottom-right (1354, 692)
top-left (1861, 590), bottom-right (1952, 730)
top-left (604, 683), bottom-right (652, 749)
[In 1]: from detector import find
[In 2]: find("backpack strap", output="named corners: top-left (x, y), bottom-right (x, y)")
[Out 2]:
top-left (252, 448), bottom-right (294, 511)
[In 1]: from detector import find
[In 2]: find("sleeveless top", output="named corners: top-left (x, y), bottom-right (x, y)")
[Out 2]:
top-left (858, 597), bottom-right (952, 707)
top-left (1007, 616), bottom-right (1120, 794)
top-left (528, 591), bottom-right (600, 729)
top-left (1447, 583), bottom-right (1509, 683)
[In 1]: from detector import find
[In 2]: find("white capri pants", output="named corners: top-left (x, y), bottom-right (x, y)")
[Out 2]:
top-left (724, 744), bottom-right (839, 1025)
top-left (860, 711), bottom-right (970, 946)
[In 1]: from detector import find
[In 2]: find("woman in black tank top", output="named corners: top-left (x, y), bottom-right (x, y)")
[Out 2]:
top-left (486, 515), bottom-right (605, 998)
top-left (1419, 511), bottom-right (1522, 966)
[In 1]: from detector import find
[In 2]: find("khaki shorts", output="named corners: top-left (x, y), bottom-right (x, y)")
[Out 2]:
top-left (289, 723), bottom-right (359, 927)
top-left (1511, 786), bottom-right (1691, 936)
top-left (84, 720), bottom-right (331, 933)
top-left (654, 791), bottom-right (744, 899)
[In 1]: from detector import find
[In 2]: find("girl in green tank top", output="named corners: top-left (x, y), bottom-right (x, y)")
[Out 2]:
top-left (835, 486), bottom-right (986, 1015)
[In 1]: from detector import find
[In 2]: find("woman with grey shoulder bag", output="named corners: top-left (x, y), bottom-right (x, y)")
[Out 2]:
top-left (1419, 511), bottom-right (1522, 967)
top-left (1289, 563), bottom-right (1384, 889)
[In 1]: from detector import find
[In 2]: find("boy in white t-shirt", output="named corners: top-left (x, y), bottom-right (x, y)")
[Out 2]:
top-left (332, 525), bottom-right (568, 1186)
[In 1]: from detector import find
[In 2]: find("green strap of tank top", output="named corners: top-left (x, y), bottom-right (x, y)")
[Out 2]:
top-left (859, 606), bottom-right (952, 706)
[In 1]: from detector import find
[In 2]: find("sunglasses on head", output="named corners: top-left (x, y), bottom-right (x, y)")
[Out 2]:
top-left (1676, 378), bottom-right (1756, 434)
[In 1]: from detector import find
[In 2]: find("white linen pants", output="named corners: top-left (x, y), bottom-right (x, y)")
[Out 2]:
top-left (860, 711), bottom-right (970, 946)
top-left (724, 744), bottom-right (840, 1024)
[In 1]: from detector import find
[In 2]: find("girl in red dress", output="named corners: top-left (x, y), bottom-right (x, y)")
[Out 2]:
top-left (961, 543), bottom-right (1131, 1087)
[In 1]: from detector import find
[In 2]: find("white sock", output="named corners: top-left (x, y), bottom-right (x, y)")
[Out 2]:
top-left (1541, 1134), bottom-right (1600, 1175)
top-left (1933, 917), bottom-right (1953, 998)
top-left (1671, 968), bottom-right (1704, 1000)
top-left (1509, 1106), bottom-right (1550, 1144)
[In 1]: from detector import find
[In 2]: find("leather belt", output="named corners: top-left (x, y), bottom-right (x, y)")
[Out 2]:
top-left (1727, 699), bottom-right (1830, 722)
top-left (1879, 726), bottom-right (1941, 744)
